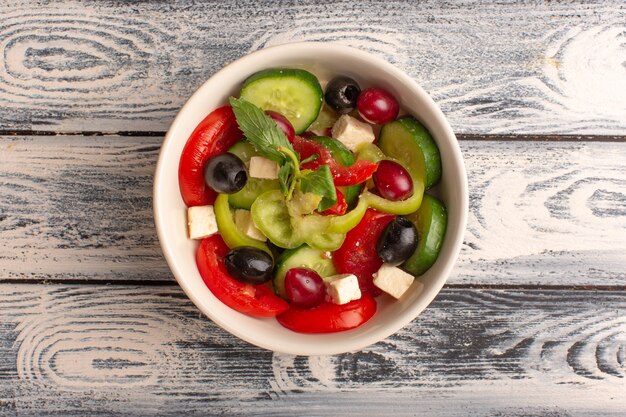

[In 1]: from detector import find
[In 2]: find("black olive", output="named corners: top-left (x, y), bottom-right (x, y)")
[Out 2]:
top-left (204, 152), bottom-right (247, 194)
top-left (324, 75), bottom-right (361, 114)
top-left (224, 247), bottom-right (273, 285)
top-left (376, 217), bottom-right (418, 264)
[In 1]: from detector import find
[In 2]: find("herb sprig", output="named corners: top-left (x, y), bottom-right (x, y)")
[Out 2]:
top-left (229, 97), bottom-right (337, 211)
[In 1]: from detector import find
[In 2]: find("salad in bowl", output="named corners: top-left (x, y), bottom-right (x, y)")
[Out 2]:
top-left (154, 43), bottom-right (467, 354)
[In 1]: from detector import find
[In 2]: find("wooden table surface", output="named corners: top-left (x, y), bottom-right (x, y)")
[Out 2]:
top-left (1, 1), bottom-right (625, 415)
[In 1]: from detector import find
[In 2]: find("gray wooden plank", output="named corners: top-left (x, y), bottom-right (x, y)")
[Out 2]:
top-left (1, 135), bottom-right (625, 285)
top-left (0, 284), bottom-right (624, 416)
top-left (0, 0), bottom-right (624, 134)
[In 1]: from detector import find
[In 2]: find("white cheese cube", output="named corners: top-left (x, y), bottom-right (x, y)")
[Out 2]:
top-left (249, 156), bottom-right (279, 179)
top-left (234, 209), bottom-right (266, 241)
top-left (332, 114), bottom-right (375, 151)
top-left (373, 264), bottom-right (418, 299)
top-left (325, 274), bottom-right (361, 305)
top-left (187, 205), bottom-right (218, 240)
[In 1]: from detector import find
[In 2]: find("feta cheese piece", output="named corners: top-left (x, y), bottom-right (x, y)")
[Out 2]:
top-left (373, 264), bottom-right (417, 299)
top-left (332, 114), bottom-right (375, 151)
top-left (187, 205), bottom-right (218, 239)
top-left (234, 209), bottom-right (266, 241)
top-left (325, 274), bottom-right (361, 305)
top-left (249, 156), bottom-right (279, 179)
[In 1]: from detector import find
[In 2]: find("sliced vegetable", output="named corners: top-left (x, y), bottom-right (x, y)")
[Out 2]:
top-left (320, 188), bottom-right (347, 215)
top-left (379, 116), bottom-right (442, 189)
top-left (240, 68), bottom-right (323, 134)
top-left (402, 194), bottom-right (447, 276)
top-left (179, 106), bottom-right (243, 206)
top-left (293, 135), bottom-right (378, 186)
top-left (214, 193), bottom-right (271, 255)
top-left (196, 235), bottom-right (288, 317)
top-left (276, 296), bottom-right (377, 333)
top-left (333, 209), bottom-right (396, 295)
top-left (251, 190), bottom-right (303, 249)
top-left (308, 105), bottom-right (339, 134)
top-left (274, 245), bottom-right (337, 299)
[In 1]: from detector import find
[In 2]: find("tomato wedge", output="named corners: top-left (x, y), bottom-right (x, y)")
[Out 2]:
top-left (293, 136), bottom-right (377, 186)
top-left (179, 106), bottom-right (243, 207)
top-left (333, 209), bottom-right (396, 295)
top-left (276, 296), bottom-right (377, 333)
top-left (196, 235), bottom-right (288, 317)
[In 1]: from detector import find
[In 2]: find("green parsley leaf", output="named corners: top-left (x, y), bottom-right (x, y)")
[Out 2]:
top-left (300, 165), bottom-right (337, 211)
top-left (229, 97), bottom-right (295, 163)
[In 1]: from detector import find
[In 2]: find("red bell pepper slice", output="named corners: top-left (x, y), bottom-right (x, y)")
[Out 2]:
top-left (333, 208), bottom-right (396, 295)
top-left (196, 235), bottom-right (289, 318)
top-left (276, 296), bottom-right (377, 333)
top-left (178, 105), bottom-right (243, 207)
top-left (320, 188), bottom-right (347, 216)
top-left (293, 136), bottom-right (377, 186)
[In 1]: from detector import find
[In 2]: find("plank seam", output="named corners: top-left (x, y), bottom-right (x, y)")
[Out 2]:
top-left (1, 131), bottom-right (625, 142)
top-left (0, 279), bottom-right (623, 291)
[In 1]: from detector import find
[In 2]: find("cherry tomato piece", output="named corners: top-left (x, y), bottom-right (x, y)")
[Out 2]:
top-left (276, 296), bottom-right (377, 333)
top-left (196, 235), bottom-right (288, 317)
top-left (373, 160), bottom-right (414, 201)
top-left (179, 106), bottom-right (244, 206)
top-left (357, 87), bottom-right (399, 125)
top-left (266, 110), bottom-right (295, 143)
top-left (284, 267), bottom-right (326, 308)
top-left (333, 209), bottom-right (396, 295)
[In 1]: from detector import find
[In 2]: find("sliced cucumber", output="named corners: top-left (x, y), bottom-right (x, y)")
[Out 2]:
top-left (240, 68), bottom-right (323, 134)
top-left (379, 116), bottom-right (442, 189)
top-left (228, 140), bottom-right (280, 209)
top-left (274, 245), bottom-right (337, 299)
top-left (402, 194), bottom-right (447, 276)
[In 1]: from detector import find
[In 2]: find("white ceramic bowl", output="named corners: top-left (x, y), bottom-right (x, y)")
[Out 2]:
top-left (154, 42), bottom-right (468, 355)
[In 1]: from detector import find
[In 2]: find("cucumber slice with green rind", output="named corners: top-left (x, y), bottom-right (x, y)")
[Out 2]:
top-left (274, 245), bottom-right (337, 299)
top-left (402, 194), bottom-right (447, 276)
top-left (240, 68), bottom-right (323, 134)
top-left (379, 116), bottom-right (442, 189)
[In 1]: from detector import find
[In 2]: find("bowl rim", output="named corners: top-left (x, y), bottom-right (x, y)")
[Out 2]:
top-left (154, 41), bottom-right (468, 355)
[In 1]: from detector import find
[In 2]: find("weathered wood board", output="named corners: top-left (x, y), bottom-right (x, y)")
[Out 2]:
top-left (0, 284), bottom-right (624, 416)
top-left (0, 1), bottom-right (624, 134)
top-left (1, 135), bottom-right (624, 286)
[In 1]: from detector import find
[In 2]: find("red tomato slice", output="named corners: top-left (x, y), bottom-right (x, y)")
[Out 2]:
top-left (276, 296), bottom-right (377, 333)
top-left (179, 106), bottom-right (243, 207)
top-left (293, 136), bottom-right (378, 186)
top-left (333, 209), bottom-right (396, 295)
top-left (196, 235), bottom-right (288, 318)
top-left (320, 188), bottom-right (347, 216)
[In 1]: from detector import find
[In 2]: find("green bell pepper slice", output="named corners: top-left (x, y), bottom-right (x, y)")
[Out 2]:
top-left (214, 193), bottom-right (272, 255)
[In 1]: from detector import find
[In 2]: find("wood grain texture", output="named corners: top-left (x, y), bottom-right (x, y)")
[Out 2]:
top-left (0, 0), bottom-right (624, 134)
top-left (0, 284), bottom-right (623, 416)
top-left (2, 135), bottom-right (625, 285)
